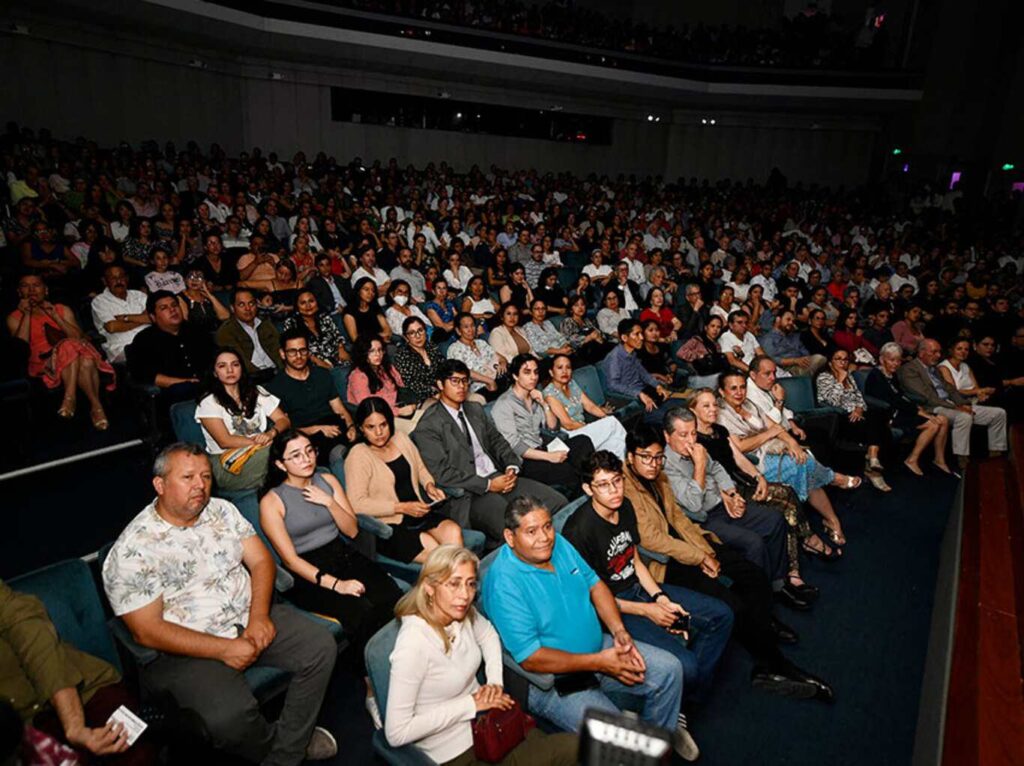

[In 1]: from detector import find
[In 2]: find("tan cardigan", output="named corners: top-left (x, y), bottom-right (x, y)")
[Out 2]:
top-left (343, 431), bottom-right (436, 525)
top-left (622, 463), bottom-right (720, 583)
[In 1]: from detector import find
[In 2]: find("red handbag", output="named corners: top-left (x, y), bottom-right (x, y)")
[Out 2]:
top-left (471, 701), bottom-right (536, 763)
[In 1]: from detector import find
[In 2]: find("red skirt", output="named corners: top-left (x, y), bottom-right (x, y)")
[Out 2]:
top-left (40, 338), bottom-right (116, 391)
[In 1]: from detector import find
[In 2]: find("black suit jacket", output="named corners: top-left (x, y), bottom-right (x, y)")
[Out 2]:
top-left (308, 274), bottom-right (348, 314)
top-left (411, 401), bottom-right (521, 495)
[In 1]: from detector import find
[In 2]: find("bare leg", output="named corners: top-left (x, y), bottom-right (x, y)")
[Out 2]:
top-left (412, 521), bottom-right (463, 563)
top-left (58, 357), bottom-right (81, 416)
top-left (905, 420), bottom-right (938, 474)
top-left (77, 357), bottom-right (103, 409)
top-left (933, 417), bottom-right (951, 471)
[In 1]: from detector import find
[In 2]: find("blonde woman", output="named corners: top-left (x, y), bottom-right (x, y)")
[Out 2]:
top-left (385, 545), bottom-right (577, 765)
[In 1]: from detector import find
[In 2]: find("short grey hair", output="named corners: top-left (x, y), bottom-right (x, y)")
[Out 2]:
top-left (153, 442), bottom-right (208, 477)
top-left (663, 406), bottom-right (695, 434)
top-left (879, 342), bottom-right (903, 360)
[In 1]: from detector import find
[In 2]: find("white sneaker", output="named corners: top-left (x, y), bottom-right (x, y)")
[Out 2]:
top-left (366, 694), bottom-right (383, 730)
top-left (305, 726), bottom-right (338, 760)
top-left (674, 719), bottom-right (700, 762)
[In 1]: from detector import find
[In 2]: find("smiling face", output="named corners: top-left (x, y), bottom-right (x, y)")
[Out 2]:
top-left (504, 508), bottom-right (555, 566)
top-left (718, 373), bottom-right (748, 408)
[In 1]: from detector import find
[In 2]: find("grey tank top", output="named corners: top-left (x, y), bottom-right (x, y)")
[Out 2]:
top-left (271, 474), bottom-right (339, 554)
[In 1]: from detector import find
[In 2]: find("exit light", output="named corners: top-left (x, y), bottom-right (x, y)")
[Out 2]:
top-left (1002, 163), bottom-right (1015, 171)
top-left (892, 148), bottom-right (902, 156)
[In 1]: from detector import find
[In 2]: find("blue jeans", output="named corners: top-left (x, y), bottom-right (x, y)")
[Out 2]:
top-left (527, 635), bottom-right (683, 732)
top-left (617, 582), bottom-right (734, 702)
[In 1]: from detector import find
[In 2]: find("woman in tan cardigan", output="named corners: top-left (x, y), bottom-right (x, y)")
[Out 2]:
top-left (344, 396), bottom-right (463, 562)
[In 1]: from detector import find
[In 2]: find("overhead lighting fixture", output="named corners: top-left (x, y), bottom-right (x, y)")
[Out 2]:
top-left (647, 115), bottom-right (654, 122)
top-left (270, 72), bottom-right (283, 80)
top-left (455, 112), bottom-right (463, 119)
top-left (655, 117), bottom-right (661, 123)
top-left (709, 118), bottom-right (716, 125)
top-left (701, 118), bottom-right (708, 125)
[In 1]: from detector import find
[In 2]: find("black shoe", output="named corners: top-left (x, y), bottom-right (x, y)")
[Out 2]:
top-left (780, 661), bottom-right (835, 703)
top-left (769, 617), bottom-right (799, 644)
top-left (775, 584), bottom-right (812, 611)
top-left (750, 665), bottom-right (819, 700)
top-left (792, 581), bottom-right (820, 601)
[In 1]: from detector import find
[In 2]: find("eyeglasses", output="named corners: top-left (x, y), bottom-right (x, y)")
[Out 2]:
top-left (406, 327), bottom-right (426, 337)
top-left (284, 348), bottom-right (310, 357)
top-left (633, 452), bottom-right (666, 466)
top-left (590, 475), bottom-right (625, 492)
top-left (446, 376), bottom-right (470, 387)
top-left (440, 578), bottom-right (478, 594)
top-left (283, 446), bottom-right (317, 462)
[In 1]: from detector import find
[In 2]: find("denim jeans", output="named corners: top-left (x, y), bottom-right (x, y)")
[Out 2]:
top-left (616, 581), bottom-right (734, 702)
top-left (526, 634), bottom-right (683, 732)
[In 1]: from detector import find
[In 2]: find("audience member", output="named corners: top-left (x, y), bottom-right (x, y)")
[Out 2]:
top-left (216, 289), bottom-right (282, 380)
top-left (344, 397), bottom-right (462, 562)
top-left (521, 299), bottom-right (572, 358)
top-left (102, 443), bottom-right (338, 764)
top-left (386, 545), bottom-right (578, 764)
top-left (195, 348), bottom-right (290, 491)
top-left (90, 265), bottom-right (149, 363)
top-left (422, 278), bottom-right (458, 343)
top-left (561, 294), bottom-right (614, 365)
top-left (411, 360), bottom-right (567, 541)
top-left (488, 301), bottom-right (538, 360)
top-left (602, 319), bottom-right (674, 425)
top-left (177, 268), bottom-right (230, 332)
top-left (543, 353), bottom-right (627, 457)
top-left (719, 311), bottom-right (766, 372)
top-left (760, 310), bottom-right (826, 377)
top-left (281, 289), bottom-right (351, 368)
top-left (481, 497), bottom-right (698, 759)
top-left (259, 429), bottom-right (401, 727)
top-left (392, 316), bottom-right (446, 409)
top-left (344, 277), bottom-right (392, 344)
top-left (866, 343), bottom-right (952, 475)
top-left (266, 328), bottom-right (356, 461)
top-left (564, 451), bottom-right (734, 703)
top-left (447, 312), bottom-right (508, 399)
top-left (7, 272), bottom-right (114, 429)
top-left (347, 335), bottom-right (417, 431)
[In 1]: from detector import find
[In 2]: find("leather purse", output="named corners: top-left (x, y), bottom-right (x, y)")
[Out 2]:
top-left (471, 701), bottom-right (536, 763)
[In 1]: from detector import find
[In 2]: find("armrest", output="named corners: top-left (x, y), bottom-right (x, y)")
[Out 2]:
top-left (357, 514), bottom-right (394, 539)
top-left (502, 650), bottom-right (554, 691)
top-left (638, 545), bottom-right (669, 564)
top-left (439, 485), bottom-right (466, 499)
top-left (863, 396), bottom-right (892, 412)
top-left (108, 618), bottom-right (159, 667)
top-left (275, 566), bottom-right (295, 592)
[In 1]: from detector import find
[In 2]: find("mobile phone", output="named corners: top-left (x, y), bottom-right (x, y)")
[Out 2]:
top-left (670, 614), bottom-right (690, 632)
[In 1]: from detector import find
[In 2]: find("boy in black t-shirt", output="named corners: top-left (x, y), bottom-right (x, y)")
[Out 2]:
top-left (563, 451), bottom-right (734, 704)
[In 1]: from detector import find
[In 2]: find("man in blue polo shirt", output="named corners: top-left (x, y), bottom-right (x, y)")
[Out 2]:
top-left (481, 496), bottom-right (698, 761)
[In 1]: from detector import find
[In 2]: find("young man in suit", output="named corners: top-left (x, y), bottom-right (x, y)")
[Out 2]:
top-left (410, 359), bottom-right (567, 542)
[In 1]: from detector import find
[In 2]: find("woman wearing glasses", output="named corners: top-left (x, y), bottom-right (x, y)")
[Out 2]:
top-left (386, 545), bottom-right (577, 764)
top-left (260, 429), bottom-right (402, 726)
top-left (816, 347), bottom-right (893, 492)
top-left (393, 317), bottom-right (446, 419)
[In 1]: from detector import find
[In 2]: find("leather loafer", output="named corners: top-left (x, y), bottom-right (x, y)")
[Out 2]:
top-left (750, 666), bottom-right (818, 700)
top-left (783, 662), bottom-right (835, 703)
top-left (769, 617), bottom-right (799, 644)
top-left (775, 584), bottom-right (812, 611)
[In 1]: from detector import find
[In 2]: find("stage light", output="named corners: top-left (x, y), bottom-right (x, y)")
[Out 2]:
top-left (647, 115), bottom-right (654, 122)
top-left (1002, 163), bottom-right (1015, 171)
top-left (701, 118), bottom-right (708, 125)
top-left (709, 119), bottom-right (716, 125)
top-left (892, 148), bottom-right (902, 156)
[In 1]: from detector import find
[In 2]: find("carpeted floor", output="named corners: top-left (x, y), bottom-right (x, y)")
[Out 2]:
top-left (1, 446), bottom-right (958, 765)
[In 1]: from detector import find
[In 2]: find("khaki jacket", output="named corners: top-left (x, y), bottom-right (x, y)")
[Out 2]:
top-left (343, 431), bottom-right (436, 525)
top-left (0, 581), bottom-right (119, 720)
top-left (622, 464), bottom-right (720, 583)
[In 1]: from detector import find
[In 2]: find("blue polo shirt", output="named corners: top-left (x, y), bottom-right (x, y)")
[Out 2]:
top-left (481, 535), bottom-right (603, 664)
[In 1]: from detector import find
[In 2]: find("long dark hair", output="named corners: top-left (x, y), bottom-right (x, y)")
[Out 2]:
top-left (260, 427), bottom-right (311, 498)
top-left (351, 335), bottom-right (400, 394)
top-left (199, 347), bottom-right (260, 417)
top-left (351, 277), bottom-right (382, 313)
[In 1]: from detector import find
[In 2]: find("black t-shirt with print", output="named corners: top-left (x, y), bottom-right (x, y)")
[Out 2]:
top-left (562, 498), bottom-right (639, 595)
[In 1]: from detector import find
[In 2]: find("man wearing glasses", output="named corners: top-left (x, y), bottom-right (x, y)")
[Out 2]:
top-left (563, 450), bottom-right (734, 709)
top-left (411, 360), bottom-right (567, 542)
top-left (266, 327), bottom-right (357, 465)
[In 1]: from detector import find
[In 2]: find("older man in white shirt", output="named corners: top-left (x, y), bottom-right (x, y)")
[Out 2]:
top-left (91, 265), bottom-right (150, 363)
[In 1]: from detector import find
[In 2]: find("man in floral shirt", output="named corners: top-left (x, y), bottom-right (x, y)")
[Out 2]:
top-left (102, 443), bottom-right (338, 765)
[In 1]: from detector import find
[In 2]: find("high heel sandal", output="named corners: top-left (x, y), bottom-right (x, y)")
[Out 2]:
top-left (801, 534), bottom-right (842, 561)
top-left (833, 475), bottom-right (862, 490)
top-left (866, 456), bottom-right (884, 472)
top-left (821, 522), bottom-right (846, 547)
top-left (90, 407), bottom-right (109, 431)
top-left (58, 396), bottom-right (76, 419)
top-left (903, 459), bottom-right (924, 476)
top-left (866, 471), bottom-right (892, 492)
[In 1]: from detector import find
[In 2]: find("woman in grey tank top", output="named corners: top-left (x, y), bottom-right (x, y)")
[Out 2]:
top-left (259, 429), bottom-right (401, 727)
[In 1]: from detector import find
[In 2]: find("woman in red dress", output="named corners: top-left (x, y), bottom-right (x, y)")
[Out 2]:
top-left (6, 273), bottom-right (115, 429)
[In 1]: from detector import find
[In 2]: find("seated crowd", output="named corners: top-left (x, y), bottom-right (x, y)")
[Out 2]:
top-left (3, 124), bottom-right (1024, 764)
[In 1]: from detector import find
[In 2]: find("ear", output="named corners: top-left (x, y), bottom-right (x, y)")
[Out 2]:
top-left (152, 475), bottom-right (164, 497)
top-left (581, 482), bottom-right (593, 499)
top-left (502, 528), bottom-right (516, 549)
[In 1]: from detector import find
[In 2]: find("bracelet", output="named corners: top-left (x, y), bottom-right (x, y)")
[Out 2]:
top-left (315, 569), bottom-right (326, 586)
top-left (331, 579), bottom-right (338, 592)
top-left (651, 591), bottom-right (669, 602)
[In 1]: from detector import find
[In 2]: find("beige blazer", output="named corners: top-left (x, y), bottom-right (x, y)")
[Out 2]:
top-left (343, 431), bottom-right (436, 525)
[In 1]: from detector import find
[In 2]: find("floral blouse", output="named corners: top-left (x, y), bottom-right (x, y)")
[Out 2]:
top-left (561, 315), bottom-right (603, 348)
top-left (521, 320), bottom-right (569, 355)
top-left (447, 339), bottom-right (501, 392)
